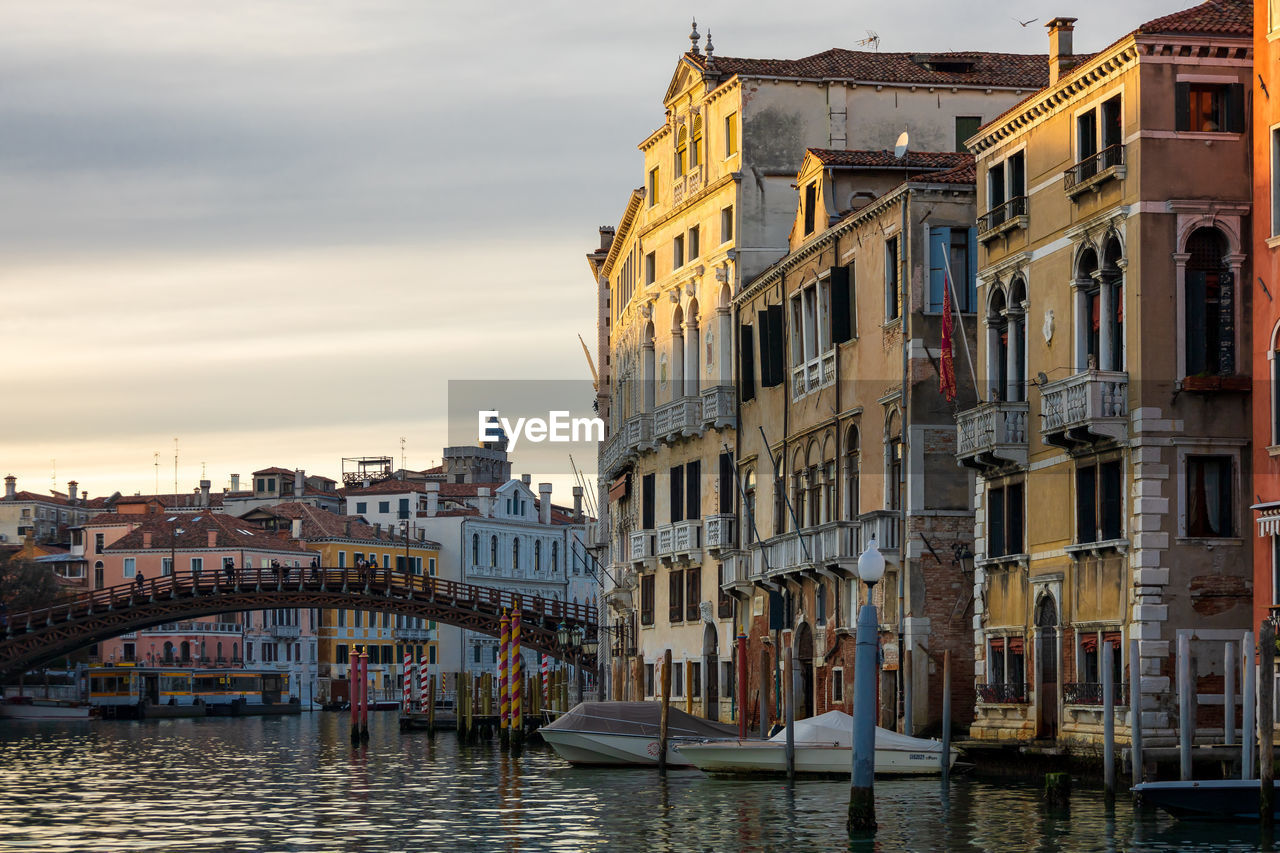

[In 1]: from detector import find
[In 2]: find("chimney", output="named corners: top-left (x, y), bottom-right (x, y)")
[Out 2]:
top-left (294, 469), bottom-right (305, 494)
top-left (538, 483), bottom-right (553, 525)
top-left (81, 489), bottom-right (87, 503)
top-left (207, 530), bottom-right (218, 548)
top-left (374, 523), bottom-right (382, 537)
top-left (230, 473), bottom-right (240, 492)
top-left (521, 473), bottom-right (531, 486)
top-left (143, 531), bottom-right (153, 548)
top-left (426, 482), bottom-right (440, 517)
top-left (68, 481), bottom-right (78, 506)
top-left (572, 486), bottom-right (584, 522)
top-left (4, 475), bottom-right (14, 500)
top-left (1046, 17), bottom-right (1077, 86)
top-left (291, 518), bottom-right (303, 539)
top-left (598, 226), bottom-right (615, 253)
top-left (199, 479), bottom-right (211, 507)
top-left (344, 520), bottom-right (352, 537)
top-left (478, 487), bottom-right (494, 517)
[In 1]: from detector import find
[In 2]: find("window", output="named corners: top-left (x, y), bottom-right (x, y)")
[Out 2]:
top-left (987, 482), bottom-right (1025, 558)
top-left (675, 126), bottom-right (688, 177)
top-left (1186, 455), bottom-right (1233, 537)
top-left (640, 574), bottom-right (655, 626)
top-left (472, 534), bottom-right (479, 565)
top-left (756, 304), bottom-right (785, 388)
top-left (724, 112), bottom-right (738, 157)
top-left (551, 542), bottom-right (558, 572)
top-left (355, 502), bottom-right (366, 514)
top-left (377, 501), bottom-right (389, 513)
top-left (672, 662), bottom-right (684, 697)
top-left (123, 557), bottom-right (136, 579)
top-left (190, 557), bottom-right (203, 573)
top-left (94, 533), bottom-right (104, 554)
top-left (1074, 95), bottom-right (1123, 179)
top-left (803, 182), bottom-right (817, 236)
top-left (1177, 82), bottom-right (1244, 133)
top-left (739, 322), bottom-right (756, 402)
top-left (673, 234), bottom-right (685, 268)
top-left (338, 608), bottom-right (347, 627)
top-left (645, 663), bottom-right (656, 697)
top-left (721, 205), bottom-right (734, 243)
top-left (885, 236), bottom-right (900, 321)
top-left (669, 464), bottom-right (685, 523)
top-left (669, 568), bottom-right (685, 622)
top-left (688, 226), bottom-right (700, 260)
top-left (473, 644), bottom-right (481, 664)
top-left (927, 227), bottom-right (977, 313)
top-left (645, 251), bottom-right (656, 285)
top-left (513, 539), bottom-right (520, 570)
top-left (648, 167), bottom-right (659, 206)
top-left (685, 567), bottom-right (701, 622)
top-left (955, 116), bottom-right (982, 152)
top-left (690, 114), bottom-right (703, 169)
top-left (832, 667), bottom-right (845, 702)
top-left (641, 473), bottom-right (655, 530)
top-left (490, 535), bottom-right (497, 566)
top-left (686, 460), bottom-right (701, 521)
top-left (816, 583), bottom-right (827, 626)
top-left (161, 558), bottom-right (172, 577)
top-left (534, 540), bottom-right (542, 571)
top-left (1272, 128), bottom-right (1280, 237)
top-left (1184, 228), bottom-right (1234, 377)
top-left (1076, 459), bottom-right (1123, 543)
top-left (743, 470), bottom-right (757, 546)
top-left (886, 425), bottom-right (903, 512)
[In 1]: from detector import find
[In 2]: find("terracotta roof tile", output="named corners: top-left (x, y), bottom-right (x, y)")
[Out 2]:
top-left (251, 502), bottom-right (441, 549)
top-left (1137, 0), bottom-right (1250, 36)
top-left (913, 161), bottom-right (977, 184)
top-left (808, 149), bottom-right (972, 170)
top-left (106, 512), bottom-right (312, 553)
top-left (691, 49), bottom-right (1048, 90)
top-left (252, 466), bottom-right (296, 477)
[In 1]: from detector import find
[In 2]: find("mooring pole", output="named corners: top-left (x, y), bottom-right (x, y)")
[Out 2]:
top-left (737, 632), bottom-right (748, 739)
top-left (349, 649), bottom-right (360, 744)
top-left (1260, 620), bottom-right (1274, 829)
top-left (1225, 641), bottom-right (1236, 747)
top-left (759, 648), bottom-right (770, 739)
top-left (1244, 632), bottom-right (1256, 780)
top-left (848, 588), bottom-right (879, 832)
top-left (1178, 633), bottom-right (1192, 781)
top-left (359, 650), bottom-right (369, 741)
top-left (658, 649), bottom-right (673, 774)
top-left (428, 674), bottom-right (436, 738)
top-left (941, 650), bottom-right (952, 785)
top-left (784, 643), bottom-right (795, 781)
top-left (1102, 640), bottom-right (1115, 798)
top-left (499, 609), bottom-right (510, 750)
top-left (1129, 637), bottom-right (1143, 785)
top-left (511, 609), bottom-right (524, 756)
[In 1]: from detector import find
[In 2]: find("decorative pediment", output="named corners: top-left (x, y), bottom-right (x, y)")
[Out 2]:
top-left (663, 55), bottom-right (705, 107)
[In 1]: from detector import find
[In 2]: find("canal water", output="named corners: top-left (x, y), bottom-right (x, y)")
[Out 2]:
top-left (0, 713), bottom-right (1273, 852)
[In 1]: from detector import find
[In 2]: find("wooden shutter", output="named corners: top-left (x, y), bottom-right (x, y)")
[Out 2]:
top-left (756, 310), bottom-right (773, 387)
top-left (670, 464), bottom-right (684, 523)
top-left (739, 323), bottom-right (756, 401)
top-left (1227, 83), bottom-right (1245, 133)
top-left (1175, 82), bottom-right (1190, 132)
top-left (830, 266), bottom-right (853, 343)
top-left (928, 227), bottom-right (949, 312)
top-left (642, 473), bottom-right (655, 529)
top-left (764, 304), bottom-right (785, 386)
top-left (718, 452), bottom-right (734, 514)
top-left (685, 460), bottom-right (701, 521)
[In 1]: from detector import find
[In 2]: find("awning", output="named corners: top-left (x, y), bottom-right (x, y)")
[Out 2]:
top-left (989, 637), bottom-right (1005, 652)
top-left (1253, 501), bottom-right (1280, 537)
top-left (1081, 634), bottom-right (1098, 652)
top-left (608, 472), bottom-right (630, 503)
top-left (1104, 631), bottom-right (1123, 647)
top-left (1008, 637), bottom-right (1024, 655)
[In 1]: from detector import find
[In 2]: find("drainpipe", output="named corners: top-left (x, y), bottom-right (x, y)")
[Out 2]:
top-left (899, 189), bottom-right (910, 735)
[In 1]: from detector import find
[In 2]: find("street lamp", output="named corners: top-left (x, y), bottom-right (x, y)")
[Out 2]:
top-left (557, 622), bottom-right (570, 648)
top-left (849, 536), bottom-right (885, 834)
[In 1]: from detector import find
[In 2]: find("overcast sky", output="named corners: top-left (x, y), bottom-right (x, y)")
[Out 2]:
top-left (1, 0), bottom-right (1178, 501)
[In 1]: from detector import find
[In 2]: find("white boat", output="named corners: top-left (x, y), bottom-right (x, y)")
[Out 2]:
top-left (0, 696), bottom-right (94, 720)
top-left (540, 701), bottom-right (742, 767)
top-left (675, 710), bottom-right (958, 777)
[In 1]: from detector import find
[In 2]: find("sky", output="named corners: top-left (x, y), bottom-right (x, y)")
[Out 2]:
top-left (1, 0), bottom-right (1179, 503)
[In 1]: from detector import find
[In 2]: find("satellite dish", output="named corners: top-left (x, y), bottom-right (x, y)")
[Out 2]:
top-left (894, 131), bottom-right (909, 160)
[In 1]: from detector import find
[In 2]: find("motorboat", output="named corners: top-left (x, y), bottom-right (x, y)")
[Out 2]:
top-left (675, 710), bottom-right (957, 777)
top-left (540, 701), bottom-right (741, 767)
top-left (1133, 779), bottom-right (1280, 821)
top-left (0, 696), bottom-right (94, 720)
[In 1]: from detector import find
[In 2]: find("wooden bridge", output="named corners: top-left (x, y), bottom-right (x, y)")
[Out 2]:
top-left (0, 566), bottom-right (598, 680)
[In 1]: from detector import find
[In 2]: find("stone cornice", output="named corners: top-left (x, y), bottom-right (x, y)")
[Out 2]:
top-left (600, 189), bottom-right (645, 279)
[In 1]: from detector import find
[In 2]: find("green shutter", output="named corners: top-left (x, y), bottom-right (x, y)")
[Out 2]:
top-left (928, 227), bottom-right (949, 312)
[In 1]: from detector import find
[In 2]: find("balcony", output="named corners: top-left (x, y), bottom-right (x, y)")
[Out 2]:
top-left (271, 624), bottom-right (302, 638)
top-left (720, 549), bottom-right (764, 596)
top-left (625, 412), bottom-right (653, 449)
top-left (703, 514), bottom-right (736, 555)
top-left (1064, 144), bottom-right (1126, 198)
top-left (956, 401), bottom-right (1030, 470)
top-left (629, 530), bottom-right (655, 566)
top-left (1040, 370), bottom-right (1128, 448)
top-left (148, 621), bottom-right (243, 635)
top-left (654, 397), bottom-right (702, 441)
top-left (791, 351), bottom-right (836, 400)
top-left (701, 385), bottom-right (736, 430)
top-left (601, 430), bottom-right (625, 478)
top-left (858, 510), bottom-right (901, 560)
top-left (1063, 682), bottom-right (1129, 707)
top-left (655, 520), bottom-right (702, 563)
top-left (977, 195), bottom-right (1028, 241)
top-left (809, 520), bottom-right (862, 576)
top-left (977, 682), bottom-right (1028, 704)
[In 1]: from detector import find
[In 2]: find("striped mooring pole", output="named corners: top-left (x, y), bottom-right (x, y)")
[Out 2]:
top-left (511, 608), bottom-right (524, 756)
top-left (402, 652), bottom-right (412, 713)
top-left (542, 654), bottom-right (550, 708)
top-left (499, 609), bottom-right (511, 750)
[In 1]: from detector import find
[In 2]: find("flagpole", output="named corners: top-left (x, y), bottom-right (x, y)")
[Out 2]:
top-left (943, 246), bottom-right (981, 403)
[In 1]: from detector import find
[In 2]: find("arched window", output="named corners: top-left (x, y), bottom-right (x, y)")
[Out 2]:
top-left (1100, 239), bottom-right (1123, 372)
top-left (823, 437), bottom-right (837, 524)
top-left (987, 287), bottom-right (1010, 401)
top-left (806, 441), bottom-right (821, 527)
top-left (744, 469), bottom-right (757, 545)
top-left (552, 541), bottom-right (559, 571)
top-left (1074, 247), bottom-right (1100, 370)
top-left (845, 426), bottom-right (860, 520)
top-left (471, 533), bottom-right (479, 566)
top-left (792, 448), bottom-right (807, 529)
top-left (772, 456), bottom-right (786, 535)
top-left (232, 642), bottom-right (239, 663)
top-left (513, 538), bottom-right (520, 570)
top-left (1185, 228), bottom-right (1232, 377)
top-left (535, 540), bottom-right (542, 571)
top-left (675, 126), bottom-right (688, 177)
top-left (490, 535), bottom-right (497, 566)
top-left (690, 115), bottom-right (703, 169)
top-left (163, 641), bottom-right (175, 663)
top-left (885, 411), bottom-right (903, 511)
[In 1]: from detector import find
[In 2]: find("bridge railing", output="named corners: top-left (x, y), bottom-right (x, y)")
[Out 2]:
top-left (5, 565), bottom-right (596, 633)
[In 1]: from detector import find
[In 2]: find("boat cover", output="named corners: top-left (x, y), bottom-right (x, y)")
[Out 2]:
top-left (767, 710), bottom-right (945, 753)
top-left (543, 701), bottom-right (740, 739)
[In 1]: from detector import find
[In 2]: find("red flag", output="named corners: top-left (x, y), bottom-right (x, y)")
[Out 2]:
top-left (940, 262), bottom-right (957, 402)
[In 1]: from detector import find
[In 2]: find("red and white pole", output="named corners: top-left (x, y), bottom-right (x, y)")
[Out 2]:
top-left (349, 649), bottom-right (359, 742)
top-left (541, 654), bottom-right (550, 707)
top-left (419, 653), bottom-right (429, 714)
top-left (402, 651), bottom-right (412, 713)
top-left (359, 650), bottom-right (370, 739)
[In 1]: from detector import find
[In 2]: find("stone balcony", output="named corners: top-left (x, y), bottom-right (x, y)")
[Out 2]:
top-left (703, 514), bottom-right (736, 555)
top-left (1040, 370), bottom-right (1128, 448)
top-left (701, 385), bottom-right (736, 430)
top-left (858, 509), bottom-right (901, 561)
top-left (654, 396), bottom-right (702, 441)
top-left (629, 529), bottom-right (655, 566)
top-left (752, 520), bottom-right (864, 582)
top-left (720, 549), bottom-right (764, 597)
top-left (957, 401), bottom-right (1030, 471)
top-left (656, 519), bottom-right (701, 563)
top-left (600, 413), bottom-right (654, 478)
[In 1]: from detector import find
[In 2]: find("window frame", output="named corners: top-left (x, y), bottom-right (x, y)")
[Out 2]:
top-left (884, 235), bottom-right (901, 322)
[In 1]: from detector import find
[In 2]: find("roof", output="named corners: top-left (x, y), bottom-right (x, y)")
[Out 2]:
top-left (1137, 0), bottom-right (1250, 36)
top-left (250, 502), bottom-right (441, 549)
top-left (807, 149), bottom-right (972, 170)
top-left (105, 512), bottom-right (313, 553)
top-left (115, 492), bottom-right (225, 510)
top-left (913, 161), bottom-right (977, 185)
top-left (3, 491), bottom-right (75, 506)
top-left (251, 466), bottom-right (297, 477)
top-left (688, 49), bottom-right (1048, 90)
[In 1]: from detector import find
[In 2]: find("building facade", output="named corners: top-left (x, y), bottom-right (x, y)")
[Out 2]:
top-left (964, 4), bottom-right (1253, 747)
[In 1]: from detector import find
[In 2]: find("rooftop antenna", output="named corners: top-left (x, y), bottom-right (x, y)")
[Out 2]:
top-left (400, 436), bottom-right (407, 470)
top-left (894, 130), bottom-right (910, 160)
top-left (173, 437), bottom-right (179, 495)
top-left (857, 30), bottom-right (880, 51)
top-left (154, 452), bottom-right (160, 494)
top-left (51, 459), bottom-right (56, 494)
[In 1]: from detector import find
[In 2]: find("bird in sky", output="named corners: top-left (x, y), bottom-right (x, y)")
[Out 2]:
top-left (1012, 16), bottom-right (1038, 27)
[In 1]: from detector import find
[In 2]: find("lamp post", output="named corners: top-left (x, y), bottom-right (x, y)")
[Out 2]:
top-left (849, 537), bottom-right (885, 834)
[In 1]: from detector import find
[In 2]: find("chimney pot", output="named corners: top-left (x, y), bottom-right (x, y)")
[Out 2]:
top-left (199, 479), bottom-right (211, 507)
top-left (1046, 17), bottom-right (1077, 86)
top-left (68, 481), bottom-right (78, 506)
top-left (538, 483), bottom-right (553, 526)
top-left (4, 475), bottom-right (15, 500)
top-left (143, 531), bottom-right (153, 548)
top-left (291, 518), bottom-right (303, 539)
top-left (294, 469), bottom-right (305, 494)
top-left (207, 530), bottom-right (218, 548)
top-left (521, 473), bottom-right (531, 486)
top-left (572, 485), bottom-right (584, 522)
top-left (425, 481), bottom-right (440, 517)
top-left (230, 473), bottom-right (240, 492)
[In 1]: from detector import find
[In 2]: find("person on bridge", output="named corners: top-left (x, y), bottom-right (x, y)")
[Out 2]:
top-left (309, 557), bottom-right (319, 582)
top-left (135, 571), bottom-right (145, 592)
top-left (224, 560), bottom-right (235, 585)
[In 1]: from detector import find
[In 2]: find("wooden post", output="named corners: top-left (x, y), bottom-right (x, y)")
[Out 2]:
top-left (941, 650), bottom-right (951, 784)
top-left (428, 674), bottom-right (436, 738)
top-left (1129, 637), bottom-right (1143, 785)
top-left (1225, 641), bottom-right (1236, 746)
top-left (685, 659), bottom-right (693, 715)
top-left (758, 647), bottom-right (770, 739)
top-left (1102, 640), bottom-right (1115, 798)
top-left (511, 610), bottom-right (524, 756)
top-left (349, 649), bottom-right (360, 744)
top-left (784, 644), bottom-right (795, 780)
top-left (737, 632), bottom-right (748, 738)
top-left (613, 659), bottom-right (622, 702)
top-left (1178, 633), bottom-right (1192, 781)
top-left (499, 610), bottom-right (510, 750)
top-left (1260, 620), bottom-right (1274, 829)
top-left (1244, 632), bottom-right (1256, 780)
top-left (658, 649), bottom-right (672, 773)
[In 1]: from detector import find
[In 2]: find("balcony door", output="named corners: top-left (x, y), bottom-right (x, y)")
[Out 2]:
top-left (1035, 594), bottom-right (1059, 738)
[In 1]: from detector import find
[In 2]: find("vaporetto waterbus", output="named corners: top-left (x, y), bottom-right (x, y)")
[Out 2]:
top-left (87, 665), bottom-right (294, 718)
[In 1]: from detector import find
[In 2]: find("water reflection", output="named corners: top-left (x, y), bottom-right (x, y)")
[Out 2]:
top-left (0, 715), bottom-right (1275, 851)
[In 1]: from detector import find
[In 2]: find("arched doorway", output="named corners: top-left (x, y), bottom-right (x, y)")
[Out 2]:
top-left (703, 622), bottom-right (719, 721)
top-left (163, 642), bottom-right (175, 664)
top-left (1035, 594), bottom-right (1059, 738)
top-left (796, 621), bottom-right (815, 719)
top-left (180, 641), bottom-right (191, 663)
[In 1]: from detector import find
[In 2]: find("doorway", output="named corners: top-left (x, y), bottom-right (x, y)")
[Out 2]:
top-left (703, 623), bottom-right (719, 720)
top-left (1035, 594), bottom-right (1059, 739)
top-left (796, 622), bottom-right (815, 719)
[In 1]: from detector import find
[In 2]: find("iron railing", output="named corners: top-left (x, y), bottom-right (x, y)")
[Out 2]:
top-left (977, 682), bottom-right (1028, 704)
top-left (977, 195), bottom-right (1028, 234)
top-left (1063, 681), bottom-right (1129, 706)
top-left (1064, 144), bottom-right (1125, 191)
